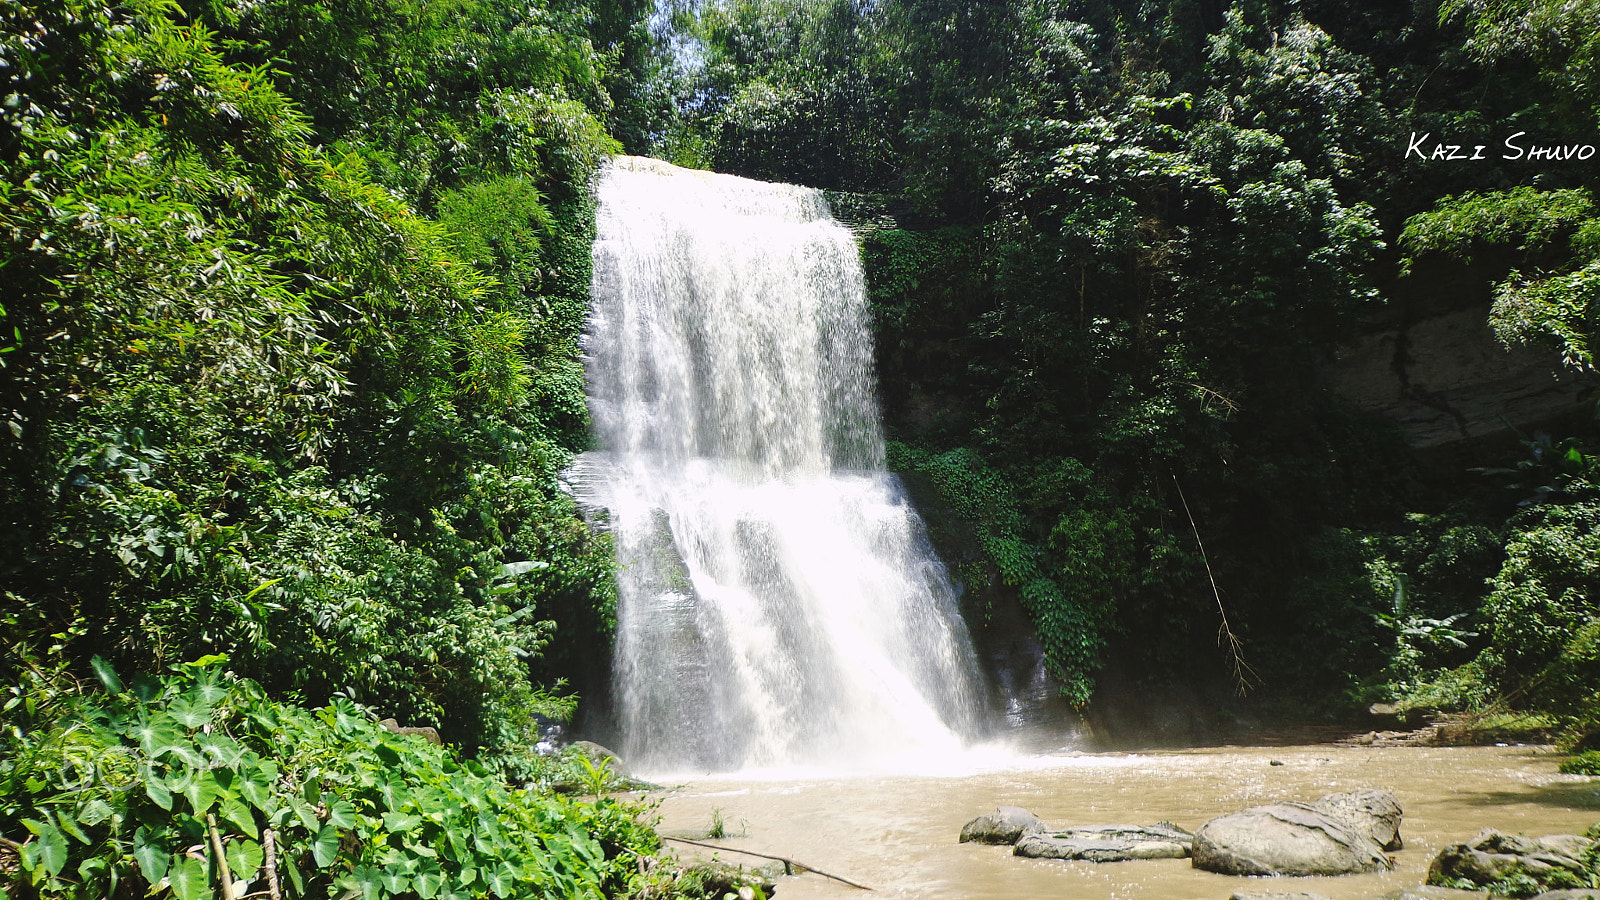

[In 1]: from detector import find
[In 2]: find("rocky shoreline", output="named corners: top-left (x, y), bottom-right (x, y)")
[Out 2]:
top-left (958, 787), bottom-right (1600, 900)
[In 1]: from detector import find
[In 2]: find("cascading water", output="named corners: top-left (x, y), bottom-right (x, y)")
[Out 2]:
top-left (576, 156), bottom-right (983, 774)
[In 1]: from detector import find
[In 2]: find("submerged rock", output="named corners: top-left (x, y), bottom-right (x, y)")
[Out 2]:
top-left (1191, 801), bottom-right (1394, 876)
top-left (1230, 892), bottom-right (1336, 900)
top-left (1427, 828), bottom-right (1594, 889)
top-left (959, 807), bottom-right (1045, 845)
top-left (1012, 823), bottom-right (1192, 862)
top-left (1382, 886), bottom-right (1489, 900)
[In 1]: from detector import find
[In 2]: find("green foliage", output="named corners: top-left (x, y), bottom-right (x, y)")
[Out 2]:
top-left (0, 0), bottom-right (623, 757)
top-left (1403, 189), bottom-right (1600, 370)
top-left (1400, 188), bottom-right (1593, 264)
top-left (1, 662), bottom-right (661, 900)
top-left (891, 443), bottom-right (1106, 704)
top-left (1560, 750), bottom-right (1600, 775)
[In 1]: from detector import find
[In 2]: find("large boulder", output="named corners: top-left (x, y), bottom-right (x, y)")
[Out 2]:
top-left (1428, 829), bottom-right (1594, 888)
top-left (1014, 824), bottom-right (1192, 862)
top-left (1316, 788), bottom-right (1404, 851)
top-left (1191, 802), bottom-right (1394, 876)
top-left (960, 807), bottom-right (1045, 845)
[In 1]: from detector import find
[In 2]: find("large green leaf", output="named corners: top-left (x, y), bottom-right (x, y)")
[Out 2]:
top-left (77, 797), bottom-right (114, 829)
top-left (145, 771), bottom-right (174, 810)
top-left (311, 824), bottom-right (340, 868)
top-left (325, 798), bottom-right (357, 830)
top-left (291, 799), bottom-right (320, 833)
top-left (90, 655), bottom-right (123, 694)
top-left (168, 856), bottom-right (208, 900)
top-left (381, 812), bottom-right (422, 833)
top-left (22, 818), bottom-right (68, 877)
top-left (132, 827), bottom-right (171, 883)
top-left (224, 838), bottom-right (263, 885)
top-left (132, 717), bottom-right (188, 760)
top-left (167, 695), bottom-right (214, 729)
top-left (413, 867), bottom-right (444, 900)
top-left (378, 864), bottom-right (411, 895)
top-left (222, 796), bottom-right (259, 839)
top-left (180, 769), bottom-right (221, 816)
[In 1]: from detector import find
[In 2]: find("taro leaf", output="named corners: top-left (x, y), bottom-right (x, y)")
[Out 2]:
top-left (132, 827), bottom-right (171, 883)
top-left (22, 818), bottom-right (68, 876)
top-left (488, 861), bottom-right (518, 897)
top-left (180, 769), bottom-right (221, 816)
top-left (190, 671), bottom-right (229, 706)
top-left (311, 824), bottom-right (340, 868)
top-left (56, 810), bottom-right (91, 845)
top-left (167, 696), bottom-right (214, 729)
top-left (133, 717), bottom-right (188, 760)
top-left (344, 865), bottom-right (382, 900)
top-left (169, 856), bottom-right (208, 900)
top-left (291, 799), bottom-right (320, 833)
top-left (90, 655), bottom-right (123, 694)
top-left (381, 812), bottom-right (421, 834)
top-left (199, 734), bottom-right (245, 768)
top-left (331, 703), bottom-right (365, 736)
top-left (325, 798), bottom-right (357, 830)
top-left (76, 855), bottom-right (107, 884)
top-left (378, 864), bottom-right (410, 895)
top-left (145, 771), bottom-right (174, 810)
top-left (224, 838), bottom-right (263, 885)
top-left (78, 798), bottom-right (114, 828)
top-left (239, 767), bottom-right (272, 811)
top-left (413, 867), bottom-right (444, 900)
top-left (222, 796), bottom-right (259, 839)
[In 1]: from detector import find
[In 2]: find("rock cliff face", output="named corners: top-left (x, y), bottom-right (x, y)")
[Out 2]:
top-left (1326, 301), bottom-right (1595, 450)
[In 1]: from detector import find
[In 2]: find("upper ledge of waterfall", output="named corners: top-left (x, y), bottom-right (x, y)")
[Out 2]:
top-left (609, 155), bottom-right (719, 178)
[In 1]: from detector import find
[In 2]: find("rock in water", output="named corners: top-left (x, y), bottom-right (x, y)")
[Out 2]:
top-left (1428, 829), bottom-right (1594, 888)
top-left (1315, 788), bottom-right (1404, 851)
top-left (1012, 823), bottom-right (1193, 862)
top-left (1230, 893), bottom-right (1337, 900)
top-left (1382, 887), bottom-right (1489, 900)
top-left (960, 807), bottom-right (1044, 845)
top-left (1191, 802), bottom-right (1394, 876)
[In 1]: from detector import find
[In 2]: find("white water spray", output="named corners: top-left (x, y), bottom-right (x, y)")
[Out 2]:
top-left (577, 157), bottom-right (983, 774)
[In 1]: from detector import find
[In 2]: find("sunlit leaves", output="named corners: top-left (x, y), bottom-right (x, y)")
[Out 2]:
top-left (3, 667), bottom-right (658, 900)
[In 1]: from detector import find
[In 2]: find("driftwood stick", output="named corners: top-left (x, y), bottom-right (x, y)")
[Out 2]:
top-left (663, 836), bottom-right (874, 890)
top-left (262, 828), bottom-right (283, 900)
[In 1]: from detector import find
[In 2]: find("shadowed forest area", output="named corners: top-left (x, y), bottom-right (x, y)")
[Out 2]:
top-left (3, 0), bottom-right (1600, 896)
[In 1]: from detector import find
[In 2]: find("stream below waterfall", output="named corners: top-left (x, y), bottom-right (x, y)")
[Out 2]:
top-left (645, 744), bottom-right (1600, 900)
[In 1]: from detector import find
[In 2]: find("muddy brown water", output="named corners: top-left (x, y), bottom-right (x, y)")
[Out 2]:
top-left (643, 745), bottom-right (1600, 899)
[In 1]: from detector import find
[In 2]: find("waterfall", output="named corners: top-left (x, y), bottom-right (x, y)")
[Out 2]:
top-left (577, 156), bottom-right (983, 773)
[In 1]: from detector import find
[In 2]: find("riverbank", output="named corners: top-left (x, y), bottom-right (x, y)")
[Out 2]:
top-left (648, 744), bottom-right (1600, 899)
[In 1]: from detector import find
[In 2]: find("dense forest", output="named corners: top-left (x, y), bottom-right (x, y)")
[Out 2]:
top-left (3, 0), bottom-right (1600, 895)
